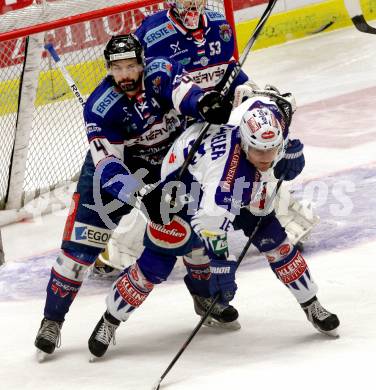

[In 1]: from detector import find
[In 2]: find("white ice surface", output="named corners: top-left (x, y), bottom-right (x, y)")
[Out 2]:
top-left (1, 25), bottom-right (376, 390)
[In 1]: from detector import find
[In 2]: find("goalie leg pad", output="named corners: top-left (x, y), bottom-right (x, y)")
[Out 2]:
top-left (262, 239), bottom-right (318, 304)
top-left (106, 262), bottom-right (154, 322)
top-left (44, 249), bottom-right (97, 321)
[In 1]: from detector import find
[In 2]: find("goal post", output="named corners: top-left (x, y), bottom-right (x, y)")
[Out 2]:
top-left (0, 0), bottom-right (238, 224)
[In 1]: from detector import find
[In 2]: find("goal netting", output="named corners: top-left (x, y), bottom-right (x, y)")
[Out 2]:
top-left (0, 0), bottom-right (236, 221)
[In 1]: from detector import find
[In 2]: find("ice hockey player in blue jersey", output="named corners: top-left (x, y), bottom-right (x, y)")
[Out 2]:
top-left (92, 0), bottom-right (259, 318)
top-left (33, 33), bottom-right (233, 360)
top-left (135, 0), bottom-right (248, 93)
top-left (87, 94), bottom-right (340, 359)
top-left (95, 0), bottom-right (318, 317)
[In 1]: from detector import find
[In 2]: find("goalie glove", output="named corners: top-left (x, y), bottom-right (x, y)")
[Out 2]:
top-left (263, 84), bottom-right (296, 127)
top-left (233, 79), bottom-right (260, 108)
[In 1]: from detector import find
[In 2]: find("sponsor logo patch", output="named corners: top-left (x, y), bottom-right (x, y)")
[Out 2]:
top-left (179, 57), bottom-right (191, 66)
top-left (144, 22), bottom-right (177, 46)
top-left (145, 59), bottom-right (173, 77)
top-left (275, 251), bottom-right (308, 284)
top-left (206, 11), bottom-right (224, 21)
top-left (69, 222), bottom-right (111, 248)
top-left (147, 216), bottom-right (190, 249)
top-left (116, 273), bottom-right (150, 307)
top-left (262, 130), bottom-right (276, 139)
top-left (190, 64), bottom-right (226, 90)
top-left (92, 87), bottom-right (123, 118)
top-left (246, 117), bottom-right (261, 133)
top-left (222, 144), bottom-right (241, 191)
top-left (168, 152), bottom-right (176, 163)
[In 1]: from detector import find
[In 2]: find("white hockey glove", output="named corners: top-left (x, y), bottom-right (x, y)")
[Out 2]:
top-left (233, 80), bottom-right (260, 108)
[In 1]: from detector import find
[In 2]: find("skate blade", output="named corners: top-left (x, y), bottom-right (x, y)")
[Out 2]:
top-left (89, 354), bottom-right (99, 363)
top-left (151, 379), bottom-right (162, 390)
top-left (36, 349), bottom-right (48, 363)
top-left (316, 326), bottom-right (340, 338)
top-left (203, 316), bottom-right (241, 331)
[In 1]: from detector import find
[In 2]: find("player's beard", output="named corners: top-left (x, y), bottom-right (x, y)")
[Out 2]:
top-left (117, 75), bottom-right (142, 93)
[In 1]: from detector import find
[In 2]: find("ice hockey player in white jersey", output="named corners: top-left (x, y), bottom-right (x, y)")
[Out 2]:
top-left (33, 33), bottom-right (233, 360)
top-left (95, 0), bottom-right (319, 286)
top-left (87, 95), bottom-right (340, 359)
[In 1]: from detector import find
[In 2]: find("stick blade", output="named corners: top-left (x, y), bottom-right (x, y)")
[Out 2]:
top-left (352, 15), bottom-right (376, 34)
top-left (151, 379), bottom-right (162, 390)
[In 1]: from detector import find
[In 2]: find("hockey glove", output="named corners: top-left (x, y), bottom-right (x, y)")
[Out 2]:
top-left (259, 85), bottom-right (296, 127)
top-left (198, 91), bottom-right (232, 124)
top-left (274, 139), bottom-right (305, 181)
top-left (141, 183), bottom-right (185, 225)
top-left (209, 257), bottom-right (238, 303)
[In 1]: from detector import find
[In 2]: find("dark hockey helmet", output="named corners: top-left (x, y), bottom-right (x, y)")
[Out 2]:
top-left (103, 34), bottom-right (144, 67)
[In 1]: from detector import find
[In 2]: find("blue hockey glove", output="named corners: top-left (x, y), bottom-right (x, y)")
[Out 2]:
top-left (209, 257), bottom-right (237, 304)
top-left (274, 139), bottom-right (305, 181)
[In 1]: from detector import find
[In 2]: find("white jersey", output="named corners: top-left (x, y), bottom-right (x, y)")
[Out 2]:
top-left (162, 126), bottom-right (272, 235)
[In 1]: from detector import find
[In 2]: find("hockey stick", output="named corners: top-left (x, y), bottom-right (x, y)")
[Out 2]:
top-left (152, 175), bottom-right (285, 390)
top-left (44, 43), bottom-right (86, 107)
top-left (343, 0), bottom-right (376, 34)
top-left (175, 0), bottom-right (278, 182)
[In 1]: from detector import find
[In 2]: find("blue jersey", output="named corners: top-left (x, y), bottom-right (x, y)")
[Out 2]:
top-left (83, 56), bottom-right (205, 201)
top-left (135, 8), bottom-right (248, 94)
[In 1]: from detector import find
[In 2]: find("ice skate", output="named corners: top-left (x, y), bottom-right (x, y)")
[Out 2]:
top-left (88, 311), bottom-right (120, 360)
top-left (90, 249), bottom-right (120, 280)
top-left (90, 259), bottom-right (119, 279)
top-left (34, 318), bottom-right (63, 361)
top-left (301, 297), bottom-right (340, 337)
top-left (192, 294), bottom-right (241, 330)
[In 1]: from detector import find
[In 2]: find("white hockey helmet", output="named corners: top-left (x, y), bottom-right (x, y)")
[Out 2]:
top-left (168, 0), bottom-right (207, 29)
top-left (239, 99), bottom-right (283, 153)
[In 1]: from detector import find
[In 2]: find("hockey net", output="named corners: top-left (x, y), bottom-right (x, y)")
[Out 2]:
top-left (0, 0), bottom-right (236, 222)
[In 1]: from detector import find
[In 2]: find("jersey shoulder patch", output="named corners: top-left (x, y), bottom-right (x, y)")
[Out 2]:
top-left (143, 20), bottom-right (177, 47)
top-left (145, 57), bottom-right (174, 78)
top-left (87, 80), bottom-right (123, 118)
top-left (205, 9), bottom-right (226, 22)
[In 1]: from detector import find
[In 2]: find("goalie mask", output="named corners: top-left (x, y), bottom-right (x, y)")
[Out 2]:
top-left (169, 0), bottom-right (207, 29)
top-left (239, 99), bottom-right (284, 171)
